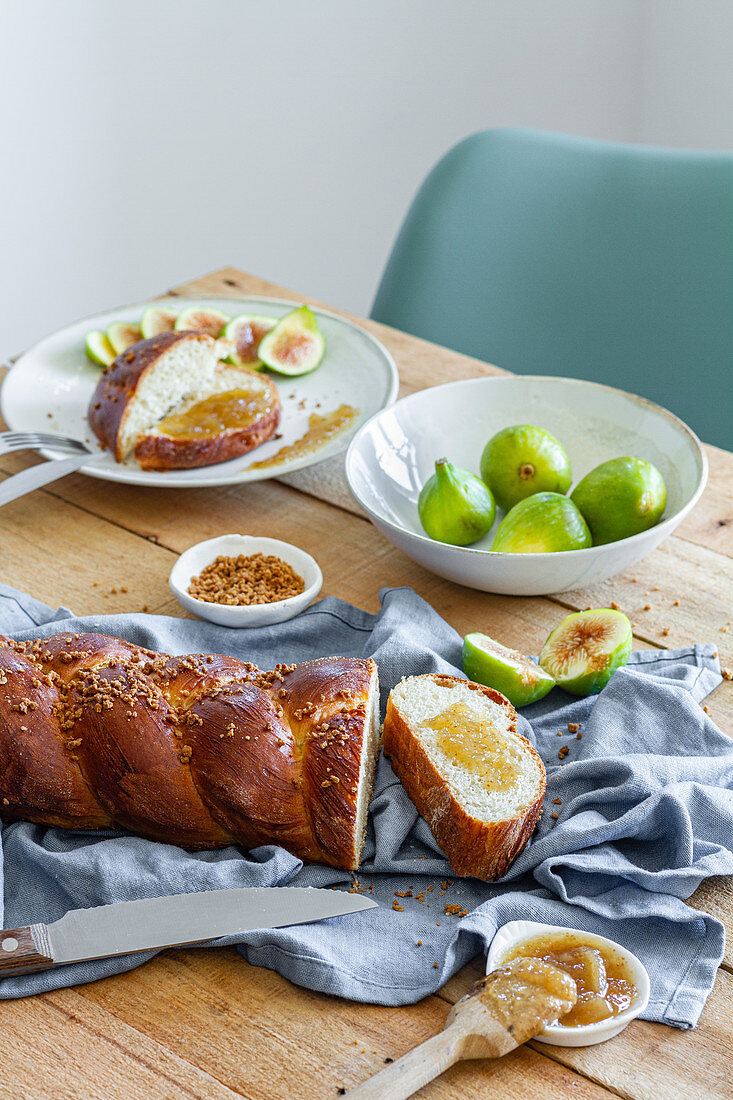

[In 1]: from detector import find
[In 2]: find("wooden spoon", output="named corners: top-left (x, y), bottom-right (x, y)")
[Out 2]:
top-left (346, 957), bottom-right (577, 1099)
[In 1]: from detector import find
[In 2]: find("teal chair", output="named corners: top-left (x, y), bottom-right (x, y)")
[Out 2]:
top-left (371, 128), bottom-right (733, 448)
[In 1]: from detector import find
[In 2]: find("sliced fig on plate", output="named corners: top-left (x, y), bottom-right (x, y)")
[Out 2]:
top-left (257, 305), bottom-right (325, 376)
top-left (85, 330), bottom-right (116, 367)
top-left (462, 632), bottom-right (555, 707)
top-left (224, 314), bottom-right (277, 369)
top-left (174, 307), bottom-right (229, 337)
top-left (141, 306), bottom-right (178, 339)
top-left (539, 608), bottom-right (632, 696)
top-left (106, 321), bottom-right (142, 355)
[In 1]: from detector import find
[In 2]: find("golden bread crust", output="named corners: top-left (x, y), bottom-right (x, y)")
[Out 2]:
top-left (88, 331), bottom-right (199, 461)
top-left (0, 634), bottom-right (378, 870)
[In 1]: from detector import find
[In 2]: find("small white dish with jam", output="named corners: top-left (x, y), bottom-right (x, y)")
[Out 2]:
top-left (169, 534), bottom-right (323, 628)
top-left (486, 920), bottom-right (650, 1046)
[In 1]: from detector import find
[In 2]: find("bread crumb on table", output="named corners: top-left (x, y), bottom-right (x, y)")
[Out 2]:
top-left (568, 722), bottom-right (581, 733)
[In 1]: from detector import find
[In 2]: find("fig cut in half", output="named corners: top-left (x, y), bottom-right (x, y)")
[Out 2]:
top-left (258, 305), bottom-right (325, 375)
top-left (224, 314), bottom-right (277, 369)
top-left (463, 632), bottom-right (555, 707)
top-left (106, 321), bottom-right (142, 355)
top-left (174, 307), bottom-right (230, 337)
top-left (539, 608), bottom-right (632, 696)
top-left (141, 306), bottom-right (178, 339)
top-left (85, 330), bottom-right (116, 367)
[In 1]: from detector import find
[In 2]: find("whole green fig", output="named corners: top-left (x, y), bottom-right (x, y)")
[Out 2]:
top-left (480, 424), bottom-right (572, 512)
top-left (418, 458), bottom-right (495, 546)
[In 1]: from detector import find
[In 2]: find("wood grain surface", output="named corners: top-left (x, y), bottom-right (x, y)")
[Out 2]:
top-left (0, 267), bottom-right (730, 1100)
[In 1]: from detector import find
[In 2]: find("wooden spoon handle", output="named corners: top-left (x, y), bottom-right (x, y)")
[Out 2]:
top-left (347, 1026), bottom-right (463, 1099)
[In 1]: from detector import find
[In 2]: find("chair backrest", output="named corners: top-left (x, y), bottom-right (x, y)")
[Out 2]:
top-left (371, 128), bottom-right (733, 448)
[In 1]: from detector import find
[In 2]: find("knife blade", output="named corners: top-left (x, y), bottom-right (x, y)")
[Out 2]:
top-left (0, 453), bottom-right (103, 507)
top-left (0, 887), bottom-right (377, 977)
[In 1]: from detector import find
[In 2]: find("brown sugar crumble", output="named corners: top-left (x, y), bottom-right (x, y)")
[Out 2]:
top-left (558, 745), bottom-right (570, 760)
top-left (568, 722), bottom-right (580, 733)
top-left (188, 553), bottom-right (305, 606)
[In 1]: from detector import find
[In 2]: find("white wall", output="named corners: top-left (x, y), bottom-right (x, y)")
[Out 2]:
top-left (0, 1), bottom-right (728, 364)
top-left (636, 0), bottom-right (733, 148)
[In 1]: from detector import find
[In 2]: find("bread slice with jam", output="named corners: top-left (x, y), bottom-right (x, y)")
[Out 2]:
top-left (88, 331), bottom-right (281, 469)
top-left (383, 674), bottom-right (545, 881)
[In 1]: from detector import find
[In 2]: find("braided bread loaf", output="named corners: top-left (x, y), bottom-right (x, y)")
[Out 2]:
top-left (0, 632), bottom-right (380, 870)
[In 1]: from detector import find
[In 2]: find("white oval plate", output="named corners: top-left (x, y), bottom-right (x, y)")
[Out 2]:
top-left (345, 375), bottom-right (707, 595)
top-left (1, 296), bottom-right (399, 487)
top-left (486, 919), bottom-right (650, 1047)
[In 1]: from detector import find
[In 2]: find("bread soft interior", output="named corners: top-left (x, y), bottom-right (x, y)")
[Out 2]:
top-left (140, 364), bottom-right (277, 440)
top-left (118, 335), bottom-right (221, 457)
top-left (352, 663), bottom-right (382, 862)
top-left (390, 677), bottom-right (541, 823)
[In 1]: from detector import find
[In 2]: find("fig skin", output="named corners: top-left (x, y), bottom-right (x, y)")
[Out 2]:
top-left (480, 425), bottom-right (572, 512)
top-left (418, 458), bottom-right (496, 546)
top-left (491, 492), bottom-right (591, 554)
top-left (571, 457), bottom-right (667, 544)
top-left (463, 632), bottom-right (555, 707)
top-left (539, 608), bottom-right (632, 695)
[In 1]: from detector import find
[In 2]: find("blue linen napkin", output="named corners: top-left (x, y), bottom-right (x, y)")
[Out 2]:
top-left (0, 581), bottom-right (730, 1027)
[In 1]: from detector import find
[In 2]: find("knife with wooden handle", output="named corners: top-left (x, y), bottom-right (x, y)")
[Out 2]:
top-left (0, 887), bottom-right (376, 976)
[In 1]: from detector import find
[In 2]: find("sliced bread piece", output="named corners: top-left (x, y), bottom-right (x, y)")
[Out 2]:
top-left (88, 331), bottom-right (222, 461)
top-left (383, 674), bottom-right (546, 881)
top-left (133, 364), bottom-right (281, 470)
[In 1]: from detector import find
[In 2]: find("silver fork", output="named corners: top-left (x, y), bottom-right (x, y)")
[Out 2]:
top-left (0, 430), bottom-right (92, 457)
top-left (0, 431), bottom-right (105, 507)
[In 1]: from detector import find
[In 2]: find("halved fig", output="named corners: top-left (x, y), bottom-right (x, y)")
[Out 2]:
top-left (85, 330), bottom-right (116, 367)
top-left (257, 305), bottom-right (325, 375)
top-left (174, 307), bottom-right (229, 337)
top-left (224, 314), bottom-right (277, 369)
top-left (107, 321), bottom-right (142, 355)
top-left (539, 608), bottom-right (632, 696)
top-left (462, 632), bottom-right (555, 707)
top-left (141, 306), bottom-right (178, 339)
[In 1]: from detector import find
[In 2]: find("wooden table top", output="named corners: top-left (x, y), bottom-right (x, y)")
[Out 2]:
top-left (0, 267), bottom-right (731, 1099)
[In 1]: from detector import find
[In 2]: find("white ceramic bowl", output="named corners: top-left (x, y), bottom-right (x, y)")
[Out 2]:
top-left (345, 376), bottom-right (707, 595)
top-left (169, 535), bottom-right (322, 627)
top-left (486, 919), bottom-right (650, 1047)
